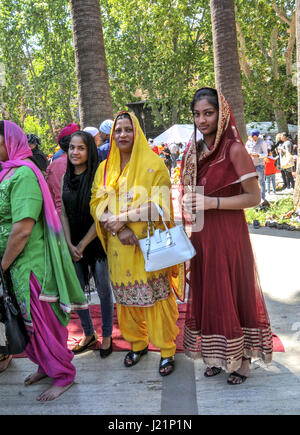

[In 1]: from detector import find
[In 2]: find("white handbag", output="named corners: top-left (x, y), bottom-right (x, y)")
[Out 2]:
top-left (138, 203), bottom-right (196, 272)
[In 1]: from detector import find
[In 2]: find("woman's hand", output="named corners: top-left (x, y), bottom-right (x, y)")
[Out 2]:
top-left (103, 214), bottom-right (126, 234)
top-left (117, 226), bottom-right (139, 247)
top-left (182, 192), bottom-right (216, 214)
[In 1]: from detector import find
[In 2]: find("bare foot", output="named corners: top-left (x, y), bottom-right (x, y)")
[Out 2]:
top-left (36, 382), bottom-right (74, 402)
top-left (0, 355), bottom-right (12, 373)
top-left (24, 372), bottom-right (47, 386)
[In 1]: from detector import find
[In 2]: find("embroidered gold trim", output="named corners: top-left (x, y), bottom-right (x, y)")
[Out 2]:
top-left (111, 273), bottom-right (170, 307)
top-left (183, 324), bottom-right (273, 372)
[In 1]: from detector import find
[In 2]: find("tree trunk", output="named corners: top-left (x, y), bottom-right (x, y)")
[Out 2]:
top-left (274, 107), bottom-right (289, 134)
top-left (70, 0), bottom-right (113, 128)
top-left (210, 0), bottom-right (247, 143)
top-left (294, 0), bottom-right (300, 210)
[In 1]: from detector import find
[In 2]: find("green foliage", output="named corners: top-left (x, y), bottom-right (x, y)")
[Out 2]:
top-left (245, 195), bottom-right (300, 228)
top-left (0, 0), bottom-right (298, 147)
top-left (100, 0), bottom-right (215, 128)
top-left (22, 115), bottom-right (54, 154)
top-left (235, 0), bottom-right (297, 127)
top-left (0, 0), bottom-right (78, 154)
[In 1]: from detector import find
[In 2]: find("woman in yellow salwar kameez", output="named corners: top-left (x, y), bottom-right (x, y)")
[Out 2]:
top-left (90, 112), bottom-right (184, 376)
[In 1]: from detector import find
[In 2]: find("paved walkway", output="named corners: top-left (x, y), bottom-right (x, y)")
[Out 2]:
top-left (1, 228), bottom-right (300, 416)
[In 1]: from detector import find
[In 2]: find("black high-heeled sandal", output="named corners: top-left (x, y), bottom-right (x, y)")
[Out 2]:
top-left (100, 337), bottom-right (113, 358)
top-left (124, 346), bottom-right (148, 367)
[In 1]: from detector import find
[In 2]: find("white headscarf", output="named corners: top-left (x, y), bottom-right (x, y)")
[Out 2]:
top-left (83, 126), bottom-right (99, 137)
top-left (99, 119), bottom-right (113, 135)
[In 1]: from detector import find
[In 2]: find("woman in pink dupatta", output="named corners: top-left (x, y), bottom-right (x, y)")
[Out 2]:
top-left (0, 120), bottom-right (87, 400)
top-left (181, 88), bottom-right (273, 384)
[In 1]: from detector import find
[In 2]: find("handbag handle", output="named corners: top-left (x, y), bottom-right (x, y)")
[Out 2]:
top-left (152, 202), bottom-right (169, 233)
top-left (146, 203), bottom-right (173, 260)
top-left (0, 264), bottom-right (6, 297)
top-left (0, 262), bottom-right (10, 300)
top-left (146, 203), bottom-right (169, 237)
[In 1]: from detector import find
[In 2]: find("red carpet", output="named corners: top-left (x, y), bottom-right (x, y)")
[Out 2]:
top-left (12, 303), bottom-right (284, 358)
top-left (67, 303), bottom-right (285, 354)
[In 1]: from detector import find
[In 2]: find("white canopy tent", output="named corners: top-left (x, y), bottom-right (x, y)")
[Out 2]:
top-left (153, 121), bottom-right (298, 145)
top-left (153, 124), bottom-right (202, 145)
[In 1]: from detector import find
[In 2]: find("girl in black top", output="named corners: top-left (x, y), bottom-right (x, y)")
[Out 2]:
top-left (61, 131), bottom-right (113, 357)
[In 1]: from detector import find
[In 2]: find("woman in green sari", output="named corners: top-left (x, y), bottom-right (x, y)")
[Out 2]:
top-left (0, 120), bottom-right (87, 401)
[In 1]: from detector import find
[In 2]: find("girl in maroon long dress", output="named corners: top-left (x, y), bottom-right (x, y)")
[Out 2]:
top-left (181, 88), bottom-right (273, 384)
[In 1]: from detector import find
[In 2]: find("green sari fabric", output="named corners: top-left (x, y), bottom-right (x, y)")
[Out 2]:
top-left (0, 166), bottom-right (88, 327)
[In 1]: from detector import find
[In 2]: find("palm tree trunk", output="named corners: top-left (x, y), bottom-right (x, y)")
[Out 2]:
top-left (294, 0), bottom-right (300, 210)
top-left (274, 107), bottom-right (289, 134)
top-left (210, 0), bottom-right (247, 143)
top-left (70, 0), bottom-right (113, 128)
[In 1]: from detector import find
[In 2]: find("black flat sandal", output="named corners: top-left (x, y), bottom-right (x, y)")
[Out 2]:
top-left (227, 357), bottom-right (251, 385)
top-left (124, 346), bottom-right (148, 367)
top-left (227, 371), bottom-right (248, 385)
top-left (204, 366), bottom-right (222, 377)
top-left (159, 356), bottom-right (175, 377)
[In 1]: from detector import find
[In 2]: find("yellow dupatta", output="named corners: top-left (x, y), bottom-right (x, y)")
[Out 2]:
top-left (90, 112), bottom-right (184, 304)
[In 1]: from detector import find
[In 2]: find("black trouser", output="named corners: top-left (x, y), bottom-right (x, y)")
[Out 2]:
top-left (281, 170), bottom-right (288, 188)
top-left (285, 170), bottom-right (294, 188)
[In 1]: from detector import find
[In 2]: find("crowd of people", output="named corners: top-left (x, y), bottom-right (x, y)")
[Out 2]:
top-left (148, 139), bottom-right (186, 184)
top-left (152, 129), bottom-right (297, 203)
top-left (0, 87), bottom-right (283, 402)
top-left (245, 130), bottom-right (297, 203)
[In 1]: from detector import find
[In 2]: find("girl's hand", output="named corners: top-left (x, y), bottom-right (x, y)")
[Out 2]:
top-left (75, 241), bottom-right (85, 258)
top-left (69, 244), bottom-right (83, 262)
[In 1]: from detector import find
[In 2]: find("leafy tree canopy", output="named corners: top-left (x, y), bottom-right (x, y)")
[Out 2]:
top-left (0, 0), bottom-right (297, 154)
